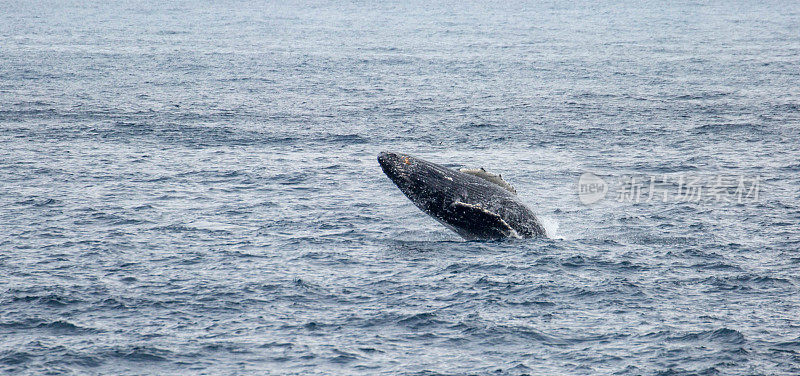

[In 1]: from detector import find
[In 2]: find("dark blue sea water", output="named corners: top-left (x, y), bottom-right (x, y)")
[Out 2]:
top-left (2, 0), bottom-right (800, 374)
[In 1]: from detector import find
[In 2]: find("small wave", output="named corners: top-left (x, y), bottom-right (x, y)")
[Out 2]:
top-left (109, 346), bottom-right (171, 362)
top-left (11, 293), bottom-right (83, 307)
top-left (156, 29), bottom-right (184, 35)
top-left (152, 221), bottom-right (247, 234)
top-left (1, 318), bottom-right (97, 334)
top-left (258, 341), bottom-right (293, 349)
top-left (455, 321), bottom-right (567, 346)
top-left (0, 350), bottom-right (31, 366)
top-left (323, 133), bottom-right (369, 144)
top-left (691, 123), bottom-right (765, 134)
top-left (35, 320), bottom-right (98, 334)
top-left (14, 198), bottom-right (60, 207)
top-left (691, 262), bottom-right (743, 271)
top-left (649, 328), bottom-right (746, 345)
top-left (329, 348), bottom-right (360, 364)
top-left (674, 91), bottom-right (732, 100)
top-left (460, 121), bottom-right (500, 128)
top-left (0, 108), bottom-right (58, 120)
top-left (397, 312), bottom-right (445, 329)
top-left (703, 274), bottom-right (793, 292)
top-left (686, 328), bottom-right (746, 344)
top-left (773, 336), bottom-right (800, 349)
top-left (202, 342), bottom-right (252, 354)
top-left (779, 163), bottom-right (800, 171)
top-left (503, 299), bottom-right (556, 307)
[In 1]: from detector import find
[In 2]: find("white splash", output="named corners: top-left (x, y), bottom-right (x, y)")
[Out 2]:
top-left (538, 215), bottom-right (562, 239)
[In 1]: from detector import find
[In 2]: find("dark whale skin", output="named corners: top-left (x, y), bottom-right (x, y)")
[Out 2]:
top-left (378, 152), bottom-right (546, 240)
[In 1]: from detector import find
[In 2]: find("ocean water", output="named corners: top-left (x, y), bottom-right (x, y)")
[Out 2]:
top-left (2, 0), bottom-right (800, 374)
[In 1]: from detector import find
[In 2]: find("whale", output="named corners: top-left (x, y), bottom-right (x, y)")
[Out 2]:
top-left (378, 152), bottom-right (546, 240)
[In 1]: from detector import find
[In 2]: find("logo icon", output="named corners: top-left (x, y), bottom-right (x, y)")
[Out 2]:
top-left (578, 172), bottom-right (607, 205)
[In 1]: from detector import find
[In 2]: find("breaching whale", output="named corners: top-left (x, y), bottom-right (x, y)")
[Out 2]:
top-left (378, 152), bottom-right (546, 240)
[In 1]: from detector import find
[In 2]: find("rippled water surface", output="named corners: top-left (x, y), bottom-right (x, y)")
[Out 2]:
top-left (2, 0), bottom-right (800, 374)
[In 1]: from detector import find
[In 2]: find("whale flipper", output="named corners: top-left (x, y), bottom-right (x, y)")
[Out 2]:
top-left (458, 168), bottom-right (517, 194)
top-left (446, 202), bottom-right (517, 240)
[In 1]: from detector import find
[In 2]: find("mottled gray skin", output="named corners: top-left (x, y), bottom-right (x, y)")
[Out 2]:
top-left (378, 152), bottom-right (546, 240)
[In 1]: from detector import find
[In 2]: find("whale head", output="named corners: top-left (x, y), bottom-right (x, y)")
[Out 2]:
top-left (378, 151), bottom-right (460, 214)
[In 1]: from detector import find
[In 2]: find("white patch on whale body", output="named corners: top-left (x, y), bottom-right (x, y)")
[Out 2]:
top-left (458, 168), bottom-right (517, 194)
top-left (453, 201), bottom-right (521, 239)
